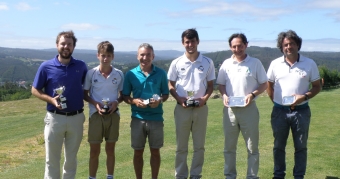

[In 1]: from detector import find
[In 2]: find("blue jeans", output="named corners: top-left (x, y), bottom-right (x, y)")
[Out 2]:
top-left (271, 106), bottom-right (311, 179)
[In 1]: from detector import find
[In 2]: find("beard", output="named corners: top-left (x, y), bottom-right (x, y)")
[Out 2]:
top-left (58, 48), bottom-right (73, 59)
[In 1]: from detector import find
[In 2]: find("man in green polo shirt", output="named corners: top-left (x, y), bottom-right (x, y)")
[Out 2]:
top-left (123, 43), bottom-right (169, 179)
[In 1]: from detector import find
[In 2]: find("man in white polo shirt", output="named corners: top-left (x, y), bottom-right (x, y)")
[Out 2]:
top-left (216, 33), bottom-right (268, 179)
top-left (83, 41), bottom-right (124, 179)
top-left (267, 30), bottom-right (321, 179)
top-left (168, 28), bottom-right (215, 179)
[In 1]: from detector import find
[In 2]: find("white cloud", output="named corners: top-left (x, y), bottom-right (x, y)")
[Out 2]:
top-left (0, 3), bottom-right (9, 10)
top-left (170, 1), bottom-right (291, 20)
top-left (328, 11), bottom-right (340, 22)
top-left (61, 23), bottom-right (100, 31)
top-left (15, 2), bottom-right (35, 11)
top-left (308, 0), bottom-right (340, 9)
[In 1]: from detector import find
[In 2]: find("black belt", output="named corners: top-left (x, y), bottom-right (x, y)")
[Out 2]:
top-left (48, 109), bottom-right (84, 116)
top-left (177, 102), bottom-right (206, 105)
top-left (274, 102), bottom-right (308, 110)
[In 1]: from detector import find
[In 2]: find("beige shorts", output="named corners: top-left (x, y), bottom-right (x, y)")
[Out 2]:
top-left (130, 117), bottom-right (164, 150)
top-left (88, 112), bottom-right (120, 143)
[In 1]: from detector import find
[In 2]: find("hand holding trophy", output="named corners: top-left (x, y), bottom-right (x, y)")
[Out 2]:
top-left (145, 94), bottom-right (161, 108)
top-left (101, 98), bottom-right (110, 115)
top-left (185, 90), bottom-right (199, 107)
top-left (54, 86), bottom-right (67, 109)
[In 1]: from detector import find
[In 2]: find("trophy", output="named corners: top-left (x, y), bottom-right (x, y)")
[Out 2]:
top-left (149, 94), bottom-right (161, 104)
top-left (102, 98), bottom-right (110, 114)
top-left (185, 90), bottom-right (199, 107)
top-left (152, 94), bottom-right (160, 101)
top-left (55, 86), bottom-right (67, 109)
top-left (143, 94), bottom-right (160, 105)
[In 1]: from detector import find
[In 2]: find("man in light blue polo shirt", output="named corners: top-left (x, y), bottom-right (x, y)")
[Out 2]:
top-left (123, 43), bottom-right (169, 179)
top-left (31, 31), bottom-right (87, 179)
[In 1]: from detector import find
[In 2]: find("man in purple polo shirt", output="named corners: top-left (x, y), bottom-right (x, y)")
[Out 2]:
top-left (31, 30), bottom-right (87, 179)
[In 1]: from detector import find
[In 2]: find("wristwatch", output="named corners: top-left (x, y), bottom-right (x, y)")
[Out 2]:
top-left (304, 94), bottom-right (309, 101)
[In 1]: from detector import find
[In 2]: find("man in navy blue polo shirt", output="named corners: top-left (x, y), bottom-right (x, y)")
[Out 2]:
top-left (31, 30), bottom-right (87, 179)
top-left (123, 43), bottom-right (169, 179)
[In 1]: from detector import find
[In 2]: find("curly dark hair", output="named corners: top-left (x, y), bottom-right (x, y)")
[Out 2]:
top-left (277, 30), bottom-right (302, 53)
top-left (228, 33), bottom-right (248, 47)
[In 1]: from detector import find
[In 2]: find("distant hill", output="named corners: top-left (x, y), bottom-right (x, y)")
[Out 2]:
top-left (204, 46), bottom-right (340, 71)
top-left (0, 47), bottom-right (182, 64)
top-left (0, 46), bottom-right (339, 82)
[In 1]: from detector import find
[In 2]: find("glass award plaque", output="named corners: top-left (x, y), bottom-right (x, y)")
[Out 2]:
top-left (228, 96), bottom-right (245, 107)
top-left (282, 96), bottom-right (295, 105)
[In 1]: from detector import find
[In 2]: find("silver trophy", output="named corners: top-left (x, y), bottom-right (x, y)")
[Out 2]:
top-left (185, 90), bottom-right (199, 107)
top-left (102, 98), bottom-right (110, 114)
top-left (152, 94), bottom-right (160, 101)
top-left (143, 94), bottom-right (160, 105)
top-left (55, 86), bottom-right (67, 109)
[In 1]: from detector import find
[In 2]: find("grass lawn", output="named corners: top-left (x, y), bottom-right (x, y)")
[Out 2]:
top-left (0, 89), bottom-right (339, 179)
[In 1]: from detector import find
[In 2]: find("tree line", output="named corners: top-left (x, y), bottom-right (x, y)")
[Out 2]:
top-left (0, 82), bottom-right (31, 101)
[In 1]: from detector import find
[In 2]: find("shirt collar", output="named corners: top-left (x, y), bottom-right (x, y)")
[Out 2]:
top-left (137, 64), bottom-right (156, 74)
top-left (282, 53), bottom-right (301, 66)
top-left (231, 54), bottom-right (249, 64)
top-left (53, 55), bottom-right (75, 66)
top-left (95, 66), bottom-right (116, 75)
top-left (184, 52), bottom-right (202, 63)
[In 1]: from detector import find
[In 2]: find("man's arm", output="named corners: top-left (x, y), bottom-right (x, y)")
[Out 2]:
top-left (83, 89), bottom-right (105, 114)
top-left (168, 80), bottom-right (186, 107)
top-left (117, 91), bottom-right (124, 103)
top-left (292, 80), bottom-right (322, 106)
top-left (31, 86), bottom-right (60, 109)
top-left (253, 82), bottom-right (268, 96)
top-left (198, 80), bottom-right (214, 107)
top-left (245, 82), bottom-right (268, 106)
top-left (218, 84), bottom-right (229, 107)
top-left (266, 81), bottom-right (274, 102)
top-left (306, 80), bottom-right (322, 99)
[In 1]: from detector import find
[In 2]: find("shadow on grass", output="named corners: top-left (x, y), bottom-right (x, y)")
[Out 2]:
top-left (325, 176), bottom-right (339, 179)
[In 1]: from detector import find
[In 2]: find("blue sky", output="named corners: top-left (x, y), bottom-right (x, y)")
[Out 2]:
top-left (0, 0), bottom-right (339, 52)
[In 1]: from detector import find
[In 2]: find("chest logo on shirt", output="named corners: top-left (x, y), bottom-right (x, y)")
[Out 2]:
top-left (198, 66), bottom-right (204, 72)
top-left (295, 69), bottom-right (306, 78)
top-left (181, 68), bottom-right (185, 71)
top-left (94, 79), bottom-right (98, 83)
top-left (236, 66), bottom-right (251, 75)
top-left (112, 78), bottom-right (118, 84)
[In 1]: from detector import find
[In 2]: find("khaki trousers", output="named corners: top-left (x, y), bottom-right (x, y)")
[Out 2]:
top-left (44, 111), bottom-right (85, 179)
top-left (174, 104), bottom-right (208, 179)
top-left (223, 102), bottom-right (259, 179)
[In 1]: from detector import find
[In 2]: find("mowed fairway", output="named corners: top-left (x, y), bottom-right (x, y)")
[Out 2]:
top-left (0, 89), bottom-right (339, 178)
